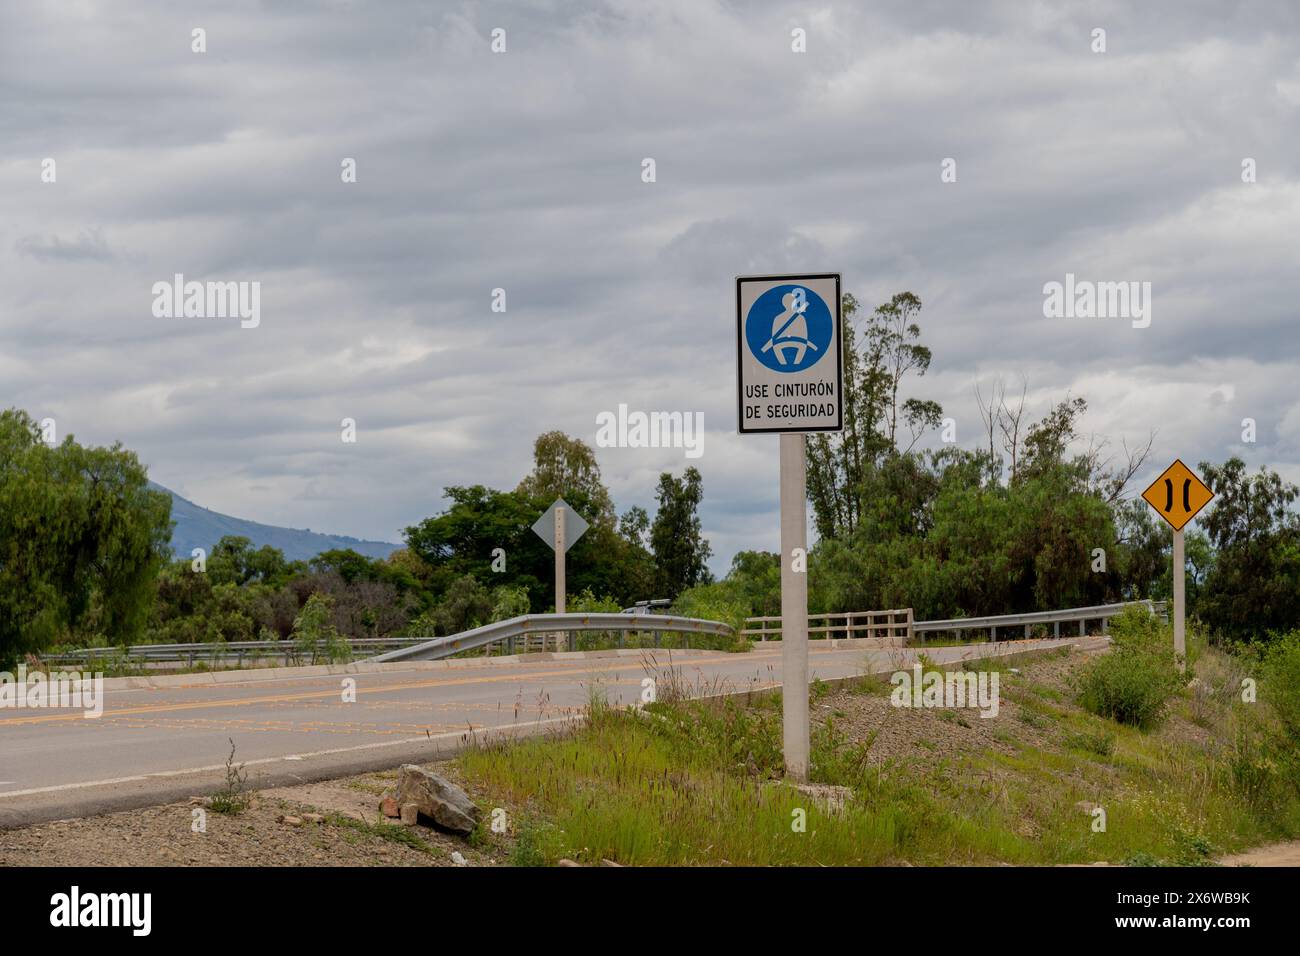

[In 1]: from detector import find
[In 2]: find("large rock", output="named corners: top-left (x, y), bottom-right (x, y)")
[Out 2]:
top-left (395, 765), bottom-right (480, 835)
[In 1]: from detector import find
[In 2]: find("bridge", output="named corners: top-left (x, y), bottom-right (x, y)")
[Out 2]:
top-left (0, 607), bottom-right (1116, 828)
top-left (37, 601), bottom-right (1156, 671)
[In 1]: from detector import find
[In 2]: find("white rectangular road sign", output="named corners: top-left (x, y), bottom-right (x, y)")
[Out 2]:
top-left (736, 273), bottom-right (843, 434)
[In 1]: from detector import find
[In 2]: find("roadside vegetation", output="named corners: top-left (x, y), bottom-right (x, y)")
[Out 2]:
top-left (457, 626), bottom-right (1300, 866)
top-left (1071, 606), bottom-right (1185, 728)
top-left (208, 739), bottom-right (251, 816)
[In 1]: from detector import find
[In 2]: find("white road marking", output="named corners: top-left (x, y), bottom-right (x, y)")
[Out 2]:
top-left (0, 715), bottom-right (579, 801)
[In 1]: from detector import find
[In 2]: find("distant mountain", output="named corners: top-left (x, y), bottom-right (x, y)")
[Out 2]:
top-left (151, 482), bottom-right (402, 563)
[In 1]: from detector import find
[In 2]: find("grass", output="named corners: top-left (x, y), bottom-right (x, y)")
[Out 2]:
top-left (208, 738), bottom-right (251, 815)
top-left (1061, 727), bottom-right (1117, 758)
top-left (326, 812), bottom-right (438, 854)
top-left (456, 640), bottom-right (1300, 867)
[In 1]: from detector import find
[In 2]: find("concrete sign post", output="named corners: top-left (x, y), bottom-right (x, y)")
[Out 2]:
top-left (555, 506), bottom-right (566, 650)
top-left (737, 273), bottom-right (842, 781)
top-left (1141, 459), bottom-right (1214, 672)
top-left (532, 498), bottom-right (589, 652)
top-left (779, 432), bottom-right (810, 778)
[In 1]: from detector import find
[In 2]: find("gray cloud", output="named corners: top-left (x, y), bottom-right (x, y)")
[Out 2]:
top-left (1, 0), bottom-right (1297, 577)
top-left (15, 228), bottom-right (115, 262)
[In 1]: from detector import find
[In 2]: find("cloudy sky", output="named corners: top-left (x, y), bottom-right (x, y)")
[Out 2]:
top-left (3, 0), bottom-right (1298, 576)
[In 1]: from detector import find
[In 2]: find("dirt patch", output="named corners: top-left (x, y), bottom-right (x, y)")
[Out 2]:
top-left (0, 765), bottom-right (504, 868)
top-left (813, 656), bottom-right (1066, 770)
top-left (1219, 840), bottom-right (1300, 867)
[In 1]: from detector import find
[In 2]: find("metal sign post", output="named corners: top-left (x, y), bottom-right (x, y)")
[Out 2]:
top-left (737, 273), bottom-right (842, 781)
top-left (1172, 526), bottom-right (1185, 670)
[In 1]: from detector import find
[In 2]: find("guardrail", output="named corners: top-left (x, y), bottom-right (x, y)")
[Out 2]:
top-left (41, 601), bottom-right (1157, 669)
top-left (39, 636), bottom-right (425, 668)
top-left (912, 601), bottom-right (1165, 642)
top-left (368, 612), bottom-right (735, 663)
top-left (742, 601), bottom-right (1164, 644)
top-left (742, 608), bottom-right (914, 642)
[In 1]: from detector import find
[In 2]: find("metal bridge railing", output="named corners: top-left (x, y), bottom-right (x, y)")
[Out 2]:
top-left (742, 608), bottom-right (914, 642)
top-left (742, 600), bottom-right (1164, 644)
top-left (40, 602), bottom-right (1157, 669)
top-left (367, 612), bottom-right (735, 663)
top-left (38, 636), bottom-right (424, 668)
top-left (38, 614), bottom-right (736, 670)
top-left (912, 600), bottom-right (1164, 641)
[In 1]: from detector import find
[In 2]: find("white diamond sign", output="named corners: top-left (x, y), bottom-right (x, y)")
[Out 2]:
top-left (531, 498), bottom-right (588, 552)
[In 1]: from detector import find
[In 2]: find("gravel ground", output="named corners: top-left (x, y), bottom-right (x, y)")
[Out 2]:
top-left (0, 765), bottom-right (504, 867)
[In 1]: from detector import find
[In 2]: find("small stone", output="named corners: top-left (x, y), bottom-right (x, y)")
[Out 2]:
top-left (400, 803), bottom-right (419, 826)
top-left (278, 815), bottom-right (303, 827)
top-left (794, 783), bottom-right (853, 814)
top-left (450, 851), bottom-right (467, 866)
top-left (379, 795), bottom-right (400, 818)
top-left (600, 858), bottom-right (623, 867)
top-left (302, 813), bottom-right (324, 824)
top-left (557, 858), bottom-right (581, 867)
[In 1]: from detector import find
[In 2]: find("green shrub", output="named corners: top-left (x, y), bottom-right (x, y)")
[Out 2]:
top-left (509, 820), bottom-right (549, 867)
top-left (1072, 606), bottom-right (1183, 728)
top-left (291, 593), bottom-right (351, 663)
top-left (1061, 728), bottom-right (1116, 757)
top-left (208, 738), bottom-right (251, 815)
top-left (669, 582), bottom-right (751, 651)
top-left (1228, 723), bottom-right (1281, 808)
top-left (490, 584), bottom-right (531, 622)
top-left (563, 589), bottom-right (625, 650)
top-left (1262, 631), bottom-right (1300, 745)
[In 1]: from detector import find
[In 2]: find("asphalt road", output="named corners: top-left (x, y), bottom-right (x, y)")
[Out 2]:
top-left (0, 638), bottom-right (1090, 827)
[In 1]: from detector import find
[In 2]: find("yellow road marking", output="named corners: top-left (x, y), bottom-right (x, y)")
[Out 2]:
top-left (0, 652), bottom-right (785, 726)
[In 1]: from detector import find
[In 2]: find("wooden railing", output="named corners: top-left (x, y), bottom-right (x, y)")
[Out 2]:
top-left (741, 608), bottom-right (914, 642)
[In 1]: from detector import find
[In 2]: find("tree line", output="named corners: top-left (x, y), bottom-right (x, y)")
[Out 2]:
top-left (3, 290), bottom-right (1297, 661)
top-left (666, 292), bottom-right (1299, 646)
top-left (0, 414), bottom-right (713, 662)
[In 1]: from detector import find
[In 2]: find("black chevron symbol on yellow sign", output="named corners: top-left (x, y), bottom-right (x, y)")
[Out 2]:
top-left (1163, 477), bottom-right (1192, 513)
top-left (1142, 459), bottom-right (1214, 532)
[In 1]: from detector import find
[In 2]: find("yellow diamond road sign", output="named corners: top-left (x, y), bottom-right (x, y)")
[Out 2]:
top-left (1142, 459), bottom-right (1214, 531)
